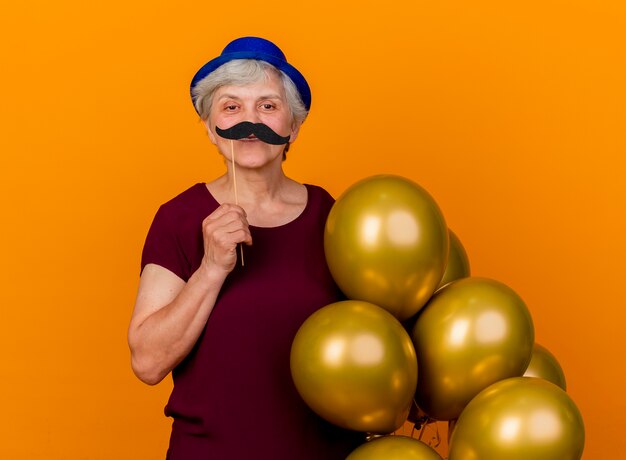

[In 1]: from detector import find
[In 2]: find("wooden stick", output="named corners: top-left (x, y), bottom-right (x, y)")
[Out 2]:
top-left (230, 140), bottom-right (244, 266)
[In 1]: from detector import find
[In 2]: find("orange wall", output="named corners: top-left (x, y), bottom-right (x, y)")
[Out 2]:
top-left (1, 1), bottom-right (623, 458)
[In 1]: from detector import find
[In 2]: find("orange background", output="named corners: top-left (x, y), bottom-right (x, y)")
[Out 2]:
top-left (1, 1), bottom-right (624, 458)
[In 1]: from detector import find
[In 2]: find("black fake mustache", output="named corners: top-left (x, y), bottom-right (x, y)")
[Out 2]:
top-left (215, 122), bottom-right (290, 145)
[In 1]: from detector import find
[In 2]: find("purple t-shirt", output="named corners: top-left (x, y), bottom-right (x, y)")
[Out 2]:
top-left (141, 183), bottom-right (363, 459)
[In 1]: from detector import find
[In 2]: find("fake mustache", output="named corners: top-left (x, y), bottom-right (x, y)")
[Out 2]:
top-left (215, 122), bottom-right (290, 145)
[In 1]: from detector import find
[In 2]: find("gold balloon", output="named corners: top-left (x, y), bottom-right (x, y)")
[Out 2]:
top-left (290, 300), bottom-right (418, 433)
top-left (411, 277), bottom-right (534, 420)
top-left (524, 343), bottom-right (567, 390)
top-left (449, 377), bottom-right (585, 459)
top-left (346, 435), bottom-right (443, 460)
top-left (436, 229), bottom-right (470, 290)
top-left (324, 175), bottom-right (449, 320)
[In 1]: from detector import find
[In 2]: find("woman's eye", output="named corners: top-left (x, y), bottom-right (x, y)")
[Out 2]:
top-left (261, 103), bottom-right (275, 110)
top-left (225, 104), bottom-right (238, 111)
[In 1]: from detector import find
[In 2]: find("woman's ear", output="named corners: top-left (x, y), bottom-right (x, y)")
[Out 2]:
top-left (203, 119), bottom-right (218, 144)
top-left (289, 122), bottom-right (301, 144)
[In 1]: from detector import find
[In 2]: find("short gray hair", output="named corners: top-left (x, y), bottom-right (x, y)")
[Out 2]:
top-left (192, 59), bottom-right (308, 126)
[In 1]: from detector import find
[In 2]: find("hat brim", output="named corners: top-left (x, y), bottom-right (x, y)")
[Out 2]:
top-left (190, 50), bottom-right (311, 113)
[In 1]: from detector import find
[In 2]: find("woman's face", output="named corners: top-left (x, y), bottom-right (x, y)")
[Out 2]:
top-left (206, 70), bottom-right (299, 170)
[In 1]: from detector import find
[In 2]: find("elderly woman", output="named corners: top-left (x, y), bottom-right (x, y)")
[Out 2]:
top-left (128, 37), bottom-right (363, 459)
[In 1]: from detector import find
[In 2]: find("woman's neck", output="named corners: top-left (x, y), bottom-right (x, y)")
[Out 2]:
top-left (211, 166), bottom-right (288, 204)
top-left (206, 169), bottom-right (307, 227)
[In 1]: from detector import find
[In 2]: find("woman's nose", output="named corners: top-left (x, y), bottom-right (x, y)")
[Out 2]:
top-left (241, 104), bottom-right (261, 122)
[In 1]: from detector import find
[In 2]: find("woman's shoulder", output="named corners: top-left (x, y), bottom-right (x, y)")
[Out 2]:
top-left (302, 183), bottom-right (336, 221)
top-left (161, 182), bottom-right (208, 205)
top-left (158, 183), bottom-right (214, 214)
top-left (304, 183), bottom-right (335, 204)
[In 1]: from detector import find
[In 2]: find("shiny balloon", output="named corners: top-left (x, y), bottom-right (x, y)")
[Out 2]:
top-left (436, 229), bottom-right (470, 290)
top-left (411, 277), bottom-right (534, 420)
top-left (290, 300), bottom-right (418, 433)
top-left (524, 343), bottom-right (567, 390)
top-left (347, 435), bottom-right (443, 460)
top-left (449, 377), bottom-right (585, 459)
top-left (324, 175), bottom-right (449, 320)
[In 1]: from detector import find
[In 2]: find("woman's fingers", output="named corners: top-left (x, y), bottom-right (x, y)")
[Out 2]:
top-left (205, 203), bottom-right (246, 223)
top-left (205, 205), bottom-right (252, 242)
top-left (202, 204), bottom-right (252, 270)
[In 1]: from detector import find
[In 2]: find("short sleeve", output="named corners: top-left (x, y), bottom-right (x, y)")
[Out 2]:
top-left (140, 205), bottom-right (188, 280)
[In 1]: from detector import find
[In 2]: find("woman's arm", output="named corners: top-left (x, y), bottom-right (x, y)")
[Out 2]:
top-left (128, 203), bottom-right (252, 385)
